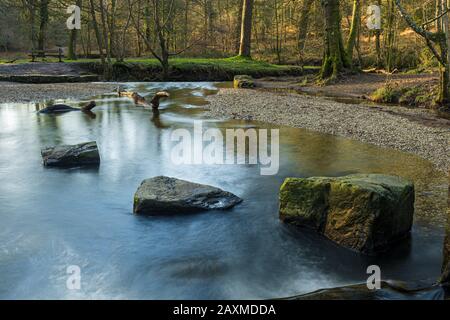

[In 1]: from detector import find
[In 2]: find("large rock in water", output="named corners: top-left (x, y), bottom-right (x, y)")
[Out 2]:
top-left (41, 141), bottom-right (100, 167)
top-left (279, 174), bottom-right (415, 254)
top-left (133, 176), bottom-right (243, 215)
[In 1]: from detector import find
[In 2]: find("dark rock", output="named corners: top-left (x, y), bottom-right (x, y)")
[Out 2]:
top-left (279, 174), bottom-right (415, 254)
top-left (133, 176), bottom-right (242, 215)
top-left (38, 101), bottom-right (96, 114)
top-left (38, 104), bottom-right (79, 114)
top-left (41, 141), bottom-right (100, 167)
top-left (285, 281), bottom-right (445, 300)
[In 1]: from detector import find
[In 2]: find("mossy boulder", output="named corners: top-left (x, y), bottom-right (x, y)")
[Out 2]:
top-left (233, 75), bottom-right (255, 88)
top-left (41, 141), bottom-right (100, 167)
top-left (133, 176), bottom-right (242, 215)
top-left (279, 174), bottom-right (415, 254)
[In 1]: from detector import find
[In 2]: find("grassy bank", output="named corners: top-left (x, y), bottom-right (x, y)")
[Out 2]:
top-left (85, 56), bottom-right (313, 81)
top-left (0, 56), bottom-right (316, 81)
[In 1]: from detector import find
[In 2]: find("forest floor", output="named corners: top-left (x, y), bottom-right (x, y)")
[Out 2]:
top-left (205, 86), bottom-right (450, 173)
top-left (256, 72), bottom-right (438, 100)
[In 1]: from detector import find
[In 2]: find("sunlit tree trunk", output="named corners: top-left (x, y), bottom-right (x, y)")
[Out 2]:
top-left (385, 0), bottom-right (397, 72)
top-left (375, 0), bottom-right (382, 68)
top-left (238, 0), bottom-right (254, 57)
top-left (235, 0), bottom-right (244, 54)
top-left (345, 0), bottom-right (360, 62)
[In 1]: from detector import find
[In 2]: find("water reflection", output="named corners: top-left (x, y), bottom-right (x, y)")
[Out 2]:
top-left (0, 82), bottom-right (447, 299)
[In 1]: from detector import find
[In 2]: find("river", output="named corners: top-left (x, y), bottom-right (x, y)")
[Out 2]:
top-left (0, 82), bottom-right (447, 299)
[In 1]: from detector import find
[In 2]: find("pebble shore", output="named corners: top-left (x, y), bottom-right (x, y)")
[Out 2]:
top-left (205, 88), bottom-right (450, 173)
top-left (0, 82), bottom-right (117, 103)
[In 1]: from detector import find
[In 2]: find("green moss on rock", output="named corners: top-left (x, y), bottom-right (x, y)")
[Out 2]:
top-left (279, 174), bottom-right (415, 254)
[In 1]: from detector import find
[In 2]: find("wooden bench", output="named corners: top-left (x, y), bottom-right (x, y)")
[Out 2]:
top-left (29, 48), bottom-right (64, 62)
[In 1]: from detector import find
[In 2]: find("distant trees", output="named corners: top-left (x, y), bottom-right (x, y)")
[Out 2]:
top-left (3, 0), bottom-right (450, 102)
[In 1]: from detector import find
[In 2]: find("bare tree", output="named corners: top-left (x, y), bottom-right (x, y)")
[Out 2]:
top-left (128, 0), bottom-right (198, 79)
top-left (394, 0), bottom-right (449, 104)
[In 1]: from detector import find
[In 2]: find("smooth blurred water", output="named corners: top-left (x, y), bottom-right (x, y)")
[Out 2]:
top-left (0, 82), bottom-right (447, 299)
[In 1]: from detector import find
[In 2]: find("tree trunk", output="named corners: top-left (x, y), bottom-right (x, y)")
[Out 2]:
top-left (154, 0), bottom-right (170, 79)
top-left (439, 0), bottom-right (450, 104)
top-left (145, 1), bottom-right (151, 52)
top-left (88, 0), bottom-right (106, 65)
top-left (238, 0), bottom-right (254, 57)
top-left (184, 0), bottom-right (189, 48)
top-left (385, 0), bottom-right (397, 72)
top-left (99, 0), bottom-right (111, 64)
top-left (345, 0), bottom-right (360, 63)
top-left (235, 0), bottom-right (244, 54)
top-left (37, 0), bottom-right (49, 51)
top-left (297, 0), bottom-right (314, 56)
top-left (27, 0), bottom-right (38, 50)
top-left (320, 0), bottom-right (349, 80)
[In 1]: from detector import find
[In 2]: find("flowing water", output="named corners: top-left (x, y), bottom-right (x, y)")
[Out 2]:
top-left (0, 82), bottom-right (447, 299)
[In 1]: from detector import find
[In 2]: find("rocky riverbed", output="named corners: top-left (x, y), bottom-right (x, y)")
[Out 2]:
top-left (205, 88), bottom-right (450, 173)
top-left (0, 81), bottom-right (117, 103)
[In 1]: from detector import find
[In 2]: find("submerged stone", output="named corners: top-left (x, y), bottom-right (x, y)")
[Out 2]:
top-left (233, 75), bottom-right (255, 88)
top-left (41, 141), bottom-right (100, 167)
top-left (279, 174), bottom-right (415, 254)
top-left (133, 176), bottom-right (242, 215)
top-left (286, 281), bottom-right (445, 300)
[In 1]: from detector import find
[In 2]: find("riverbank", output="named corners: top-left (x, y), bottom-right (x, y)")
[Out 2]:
top-left (0, 81), bottom-right (117, 103)
top-left (0, 58), bottom-right (312, 83)
top-left (205, 88), bottom-right (450, 173)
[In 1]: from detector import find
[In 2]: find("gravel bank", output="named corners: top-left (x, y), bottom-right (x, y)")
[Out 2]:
top-left (0, 82), bottom-right (117, 103)
top-left (206, 89), bottom-right (450, 173)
